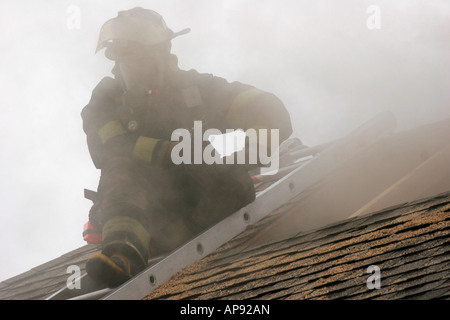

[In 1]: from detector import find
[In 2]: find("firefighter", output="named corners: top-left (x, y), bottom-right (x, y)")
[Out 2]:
top-left (82, 7), bottom-right (293, 287)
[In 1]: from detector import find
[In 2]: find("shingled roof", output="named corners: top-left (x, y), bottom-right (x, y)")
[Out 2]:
top-left (145, 190), bottom-right (450, 300)
top-left (0, 117), bottom-right (449, 300)
top-left (0, 243), bottom-right (100, 300)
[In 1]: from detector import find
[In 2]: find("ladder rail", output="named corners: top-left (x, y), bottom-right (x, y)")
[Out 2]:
top-left (102, 111), bottom-right (396, 300)
top-left (48, 111), bottom-right (396, 300)
top-left (103, 160), bottom-right (309, 300)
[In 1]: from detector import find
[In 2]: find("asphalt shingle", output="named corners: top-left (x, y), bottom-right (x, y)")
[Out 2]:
top-left (145, 192), bottom-right (450, 300)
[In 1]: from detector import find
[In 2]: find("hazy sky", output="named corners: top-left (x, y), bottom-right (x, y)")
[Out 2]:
top-left (0, 0), bottom-right (449, 282)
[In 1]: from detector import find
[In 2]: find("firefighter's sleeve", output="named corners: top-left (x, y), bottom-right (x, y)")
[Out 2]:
top-left (97, 121), bottom-right (175, 168)
top-left (225, 87), bottom-right (292, 142)
top-left (196, 73), bottom-right (293, 160)
top-left (196, 72), bottom-right (292, 141)
top-left (81, 77), bottom-right (174, 169)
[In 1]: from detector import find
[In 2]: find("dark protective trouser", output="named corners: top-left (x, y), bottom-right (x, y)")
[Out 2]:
top-left (89, 156), bottom-right (256, 259)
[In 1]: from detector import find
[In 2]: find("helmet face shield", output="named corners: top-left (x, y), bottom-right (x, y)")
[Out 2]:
top-left (97, 8), bottom-right (190, 91)
top-left (96, 12), bottom-right (171, 53)
top-left (96, 7), bottom-right (190, 57)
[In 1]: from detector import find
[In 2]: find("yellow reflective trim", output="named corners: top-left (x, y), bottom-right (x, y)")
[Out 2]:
top-left (133, 136), bottom-right (159, 165)
top-left (98, 120), bottom-right (127, 144)
top-left (226, 88), bottom-right (265, 128)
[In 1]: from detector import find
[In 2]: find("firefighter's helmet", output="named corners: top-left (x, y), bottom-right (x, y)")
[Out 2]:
top-left (95, 7), bottom-right (190, 58)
